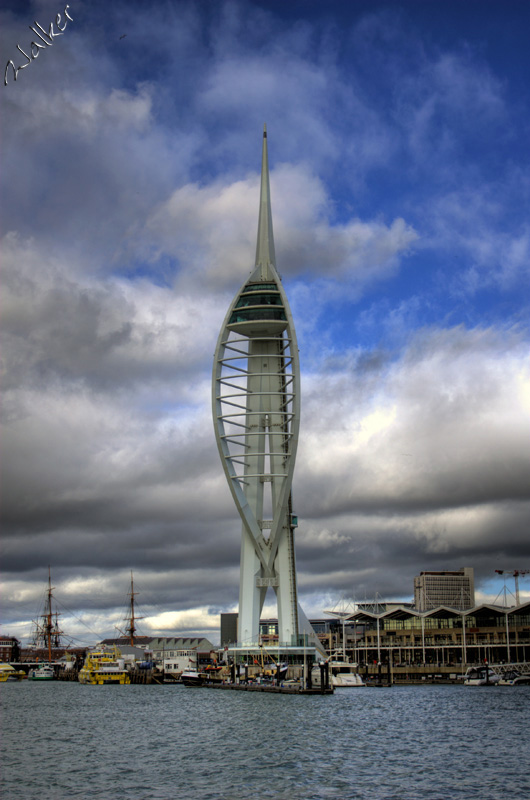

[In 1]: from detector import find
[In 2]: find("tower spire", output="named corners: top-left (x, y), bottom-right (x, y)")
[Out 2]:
top-left (254, 123), bottom-right (276, 279)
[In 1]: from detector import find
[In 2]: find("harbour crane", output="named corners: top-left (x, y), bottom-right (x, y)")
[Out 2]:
top-left (495, 570), bottom-right (529, 605)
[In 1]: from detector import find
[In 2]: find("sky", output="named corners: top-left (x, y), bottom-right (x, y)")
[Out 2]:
top-left (1, 0), bottom-right (529, 648)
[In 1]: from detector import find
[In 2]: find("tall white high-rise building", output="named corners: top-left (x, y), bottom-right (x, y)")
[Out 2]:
top-left (212, 127), bottom-right (319, 651)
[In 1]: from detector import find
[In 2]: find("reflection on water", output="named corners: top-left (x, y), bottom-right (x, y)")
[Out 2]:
top-left (1, 682), bottom-right (529, 799)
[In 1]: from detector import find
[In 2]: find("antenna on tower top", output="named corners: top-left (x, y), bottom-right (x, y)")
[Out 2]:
top-left (254, 123), bottom-right (276, 279)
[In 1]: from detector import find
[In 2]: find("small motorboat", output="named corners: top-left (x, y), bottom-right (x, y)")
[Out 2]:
top-left (497, 669), bottom-right (530, 686)
top-left (463, 666), bottom-right (500, 685)
top-left (28, 664), bottom-right (55, 681)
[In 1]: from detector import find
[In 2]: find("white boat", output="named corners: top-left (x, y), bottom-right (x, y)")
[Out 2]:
top-left (329, 659), bottom-right (365, 687)
top-left (497, 669), bottom-right (530, 686)
top-left (463, 666), bottom-right (501, 685)
top-left (180, 669), bottom-right (204, 687)
top-left (28, 664), bottom-right (55, 681)
top-left (181, 666), bottom-right (225, 687)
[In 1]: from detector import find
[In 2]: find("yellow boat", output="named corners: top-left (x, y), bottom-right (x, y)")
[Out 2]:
top-left (78, 647), bottom-right (131, 685)
top-left (0, 663), bottom-right (25, 682)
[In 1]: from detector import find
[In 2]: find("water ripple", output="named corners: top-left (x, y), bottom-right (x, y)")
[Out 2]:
top-left (1, 683), bottom-right (529, 799)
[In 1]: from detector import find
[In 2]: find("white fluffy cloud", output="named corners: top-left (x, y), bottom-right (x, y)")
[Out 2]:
top-left (299, 325), bottom-right (530, 512)
top-left (144, 164), bottom-right (418, 291)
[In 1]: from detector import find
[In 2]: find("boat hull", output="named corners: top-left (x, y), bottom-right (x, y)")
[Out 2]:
top-left (79, 671), bottom-right (130, 685)
top-left (332, 674), bottom-right (366, 687)
top-left (0, 671), bottom-right (25, 682)
top-left (28, 666), bottom-right (55, 681)
top-left (181, 670), bottom-right (224, 687)
top-left (498, 672), bottom-right (530, 686)
top-left (329, 661), bottom-right (366, 687)
top-left (0, 663), bottom-right (26, 682)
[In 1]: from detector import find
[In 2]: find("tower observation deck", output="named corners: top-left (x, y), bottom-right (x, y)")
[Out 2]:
top-left (212, 127), bottom-right (323, 656)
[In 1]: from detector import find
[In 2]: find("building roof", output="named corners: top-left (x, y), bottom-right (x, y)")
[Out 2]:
top-left (100, 637), bottom-right (152, 646)
top-left (344, 600), bottom-right (530, 623)
top-left (149, 637), bottom-right (215, 651)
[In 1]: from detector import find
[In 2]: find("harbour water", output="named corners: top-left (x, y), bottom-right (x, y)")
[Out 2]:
top-left (1, 682), bottom-right (529, 800)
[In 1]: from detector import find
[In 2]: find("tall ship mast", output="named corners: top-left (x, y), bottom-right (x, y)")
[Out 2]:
top-left (116, 571), bottom-right (143, 646)
top-left (127, 571), bottom-right (138, 646)
top-left (32, 567), bottom-right (62, 661)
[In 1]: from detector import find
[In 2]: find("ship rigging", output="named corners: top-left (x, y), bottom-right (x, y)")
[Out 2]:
top-left (115, 571), bottom-right (144, 646)
top-left (31, 566), bottom-right (63, 662)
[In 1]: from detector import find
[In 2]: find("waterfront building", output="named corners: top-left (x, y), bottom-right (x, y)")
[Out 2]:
top-left (19, 645), bottom-right (84, 662)
top-left (309, 618), bottom-right (367, 655)
top-left (149, 637), bottom-right (215, 665)
top-left (259, 618), bottom-right (280, 645)
top-left (346, 600), bottom-right (530, 667)
top-left (100, 636), bottom-right (152, 648)
top-left (0, 636), bottom-right (20, 662)
top-left (212, 127), bottom-right (323, 660)
top-left (161, 642), bottom-right (218, 677)
top-left (258, 617), bottom-right (363, 654)
top-left (414, 568), bottom-right (475, 611)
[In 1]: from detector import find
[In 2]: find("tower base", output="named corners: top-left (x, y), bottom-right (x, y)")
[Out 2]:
top-left (222, 642), bottom-right (322, 667)
top-left (219, 643), bottom-right (332, 692)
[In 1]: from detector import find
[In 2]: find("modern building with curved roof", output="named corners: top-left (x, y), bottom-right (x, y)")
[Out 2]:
top-left (342, 601), bottom-right (530, 667)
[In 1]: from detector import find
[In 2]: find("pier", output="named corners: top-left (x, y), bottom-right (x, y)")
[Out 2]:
top-left (362, 660), bottom-right (530, 684)
top-left (183, 682), bottom-right (333, 695)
